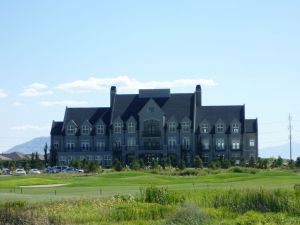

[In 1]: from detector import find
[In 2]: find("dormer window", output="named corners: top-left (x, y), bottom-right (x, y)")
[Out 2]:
top-left (127, 122), bottom-right (136, 133)
top-left (96, 125), bottom-right (105, 135)
top-left (147, 106), bottom-right (155, 113)
top-left (201, 123), bottom-right (209, 133)
top-left (67, 125), bottom-right (76, 135)
top-left (232, 123), bottom-right (239, 133)
top-left (114, 122), bottom-right (122, 134)
top-left (81, 125), bottom-right (90, 135)
top-left (216, 123), bottom-right (224, 133)
top-left (181, 122), bottom-right (190, 133)
top-left (168, 122), bottom-right (177, 133)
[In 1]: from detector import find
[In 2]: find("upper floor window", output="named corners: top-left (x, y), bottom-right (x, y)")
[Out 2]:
top-left (96, 140), bottom-right (105, 151)
top-left (182, 137), bottom-right (190, 150)
top-left (216, 123), bottom-right (224, 133)
top-left (114, 122), bottom-right (122, 134)
top-left (201, 123), bottom-right (209, 133)
top-left (147, 106), bottom-right (155, 113)
top-left (168, 137), bottom-right (176, 150)
top-left (216, 138), bottom-right (225, 150)
top-left (81, 141), bottom-right (90, 151)
top-left (168, 122), bottom-right (177, 133)
top-left (81, 125), bottom-right (90, 135)
top-left (232, 139), bottom-right (240, 150)
top-left (127, 122), bottom-right (136, 133)
top-left (96, 125), bottom-right (105, 135)
top-left (249, 139), bottom-right (255, 147)
top-left (127, 137), bottom-right (136, 147)
top-left (66, 141), bottom-right (75, 151)
top-left (54, 142), bottom-right (59, 150)
top-left (181, 122), bottom-right (190, 133)
top-left (232, 123), bottom-right (239, 133)
top-left (202, 139), bottom-right (209, 150)
top-left (66, 125), bottom-right (76, 135)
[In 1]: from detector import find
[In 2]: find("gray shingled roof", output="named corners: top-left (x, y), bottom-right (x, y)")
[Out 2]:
top-left (51, 121), bottom-right (63, 135)
top-left (111, 93), bottom-right (194, 123)
top-left (196, 105), bottom-right (245, 133)
top-left (244, 119), bottom-right (258, 133)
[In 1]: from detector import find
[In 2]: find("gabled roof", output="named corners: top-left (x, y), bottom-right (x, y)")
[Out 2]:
top-left (62, 107), bottom-right (110, 129)
top-left (51, 121), bottom-right (63, 135)
top-left (196, 105), bottom-right (245, 133)
top-left (244, 119), bottom-right (258, 133)
top-left (111, 93), bottom-right (194, 123)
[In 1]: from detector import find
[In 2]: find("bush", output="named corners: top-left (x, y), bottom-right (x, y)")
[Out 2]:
top-left (165, 202), bottom-right (208, 225)
top-left (130, 160), bottom-right (140, 170)
top-left (140, 186), bottom-right (185, 205)
top-left (151, 160), bottom-right (159, 169)
top-left (194, 155), bottom-right (203, 169)
top-left (178, 160), bottom-right (186, 170)
top-left (113, 159), bottom-right (123, 171)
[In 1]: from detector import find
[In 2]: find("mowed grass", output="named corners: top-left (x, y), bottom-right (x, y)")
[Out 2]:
top-left (0, 169), bottom-right (299, 202)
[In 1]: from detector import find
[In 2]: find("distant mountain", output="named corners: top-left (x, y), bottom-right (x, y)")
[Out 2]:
top-left (259, 142), bottom-right (300, 160)
top-left (5, 137), bottom-right (50, 154)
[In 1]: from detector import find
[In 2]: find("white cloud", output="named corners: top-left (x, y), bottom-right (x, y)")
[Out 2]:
top-left (39, 100), bottom-right (88, 107)
top-left (56, 76), bottom-right (217, 93)
top-left (12, 102), bottom-right (23, 107)
top-left (20, 82), bottom-right (53, 97)
top-left (0, 89), bottom-right (8, 98)
top-left (11, 124), bottom-right (51, 131)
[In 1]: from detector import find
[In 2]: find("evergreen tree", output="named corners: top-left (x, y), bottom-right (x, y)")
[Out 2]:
top-left (113, 159), bottom-right (123, 171)
top-left (249, 157), bottom-right (256, 168)
top-left (295, 157), bottom-right (300, 168)
top-left (194, 155), bottom-right (203, 168)
top-left (44, 143), bottom-right (48, 167)
top-left (178, 160), bottom-right (186, 170)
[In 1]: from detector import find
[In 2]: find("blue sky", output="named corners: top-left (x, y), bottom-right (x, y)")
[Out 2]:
top-left (0, 1), bottom-right (300, 155)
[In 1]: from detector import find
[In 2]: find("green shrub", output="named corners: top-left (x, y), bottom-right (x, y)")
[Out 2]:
top-left (165, 202), bottom-right (208, 225)
top-left (113, 159), bottom-right (123, 171)
top-left (140, 186), bottom-right (185, 205)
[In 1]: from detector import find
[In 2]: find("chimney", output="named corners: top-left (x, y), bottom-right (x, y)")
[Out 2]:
top-left (110, 86), bottom-right (117, 108)
top-left (195, 85), bottom-right (202, 107)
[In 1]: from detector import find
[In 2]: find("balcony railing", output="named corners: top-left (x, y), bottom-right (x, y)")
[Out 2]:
top-left (142, 130), bottom-right (161, 137)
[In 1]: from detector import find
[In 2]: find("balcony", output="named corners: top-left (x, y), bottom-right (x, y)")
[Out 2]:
top-left (142, 130), bottom-right (161, 137)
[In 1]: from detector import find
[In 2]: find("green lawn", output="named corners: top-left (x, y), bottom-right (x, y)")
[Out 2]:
top-left (0, 169), bottom-right (299, 202)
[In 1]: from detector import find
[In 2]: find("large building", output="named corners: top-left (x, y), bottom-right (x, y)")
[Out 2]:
top-left (50, 85), bottom-right (258, 167)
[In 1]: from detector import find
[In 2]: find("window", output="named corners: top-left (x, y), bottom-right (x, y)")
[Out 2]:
top-left (127, 137), bottom-right (136, 147)
top-left (81, 141), bottom-right (90, 151)
top-left (79, 155), bottom-right (85, 161)
top-left (232, 123), bottom-right (239, 133)
top-left (114, 122), bottom-right (122, 134)
top-left (143, 120), bottom-right (160, 137)
top-left (95, 155), bottom-right (103, 163)
top-left (147, 106), bottom-right (155, 113)
top-left (249, 139), bottom-right (255, 147)
top-left (81, 125), bottom-right (90, 135)
top-left (216, 138), bottom-right (225, 150)
top-left (168, 122), bottom-right (177, 133)
top-left (127, 122), bottom-right (136, 133)
top-left (114, 139), bottom-right (121, 150)
top-left (67, 125), bottom-right (76, 135)
top-left (203, 154), bottom-right (209, 164)
top-left (182, 137), bottom-right (190, 150)
top-left (232, 139), bottom-right (240, 150)
top-left (201, 123), bottom-right (209, 133)
top-left (54, 142), bottom-right (59, 150)
top-left (96, 140), bottom-right (105, 151)
top-left (88, 155), bottom-right (94, 161)
top-left (66, 141), bottom-right (75, 151)
top-left (181, 122), bottom-right (190, 133)
top-left (168, 137), bottom-right (176, 150)
top-left (96, 125), bottom-right (105, 135)
top-left (216, 123), bottom-right (224, 133)
top-left (202, 139), bottom-right (209, 150)
top-left (104, 155), bottom-right (112, 166)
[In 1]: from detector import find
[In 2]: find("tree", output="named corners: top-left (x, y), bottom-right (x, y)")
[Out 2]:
top-left (151, 160), bottom-right (159, 169)
top-left (221, 160), bottom-right (230, 169)
top-left (113, 159), bottom-right (123, 171)
top-left (87, 160), bottom-right (99, 173)
top-left (249, 157), bottom-right (256, 168)
top-left (295, 157), bottom-right (300, 168)
top-left (178, 160), bottom-right (186, 170)
top-left (44, 143), bottom-right (48, 167)
top-left (131, 159), bottom-right (141, 170)
top-left (139, 159), bottom-right (145, 169)
top-left (194, 155), bottom-right (203, 169)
